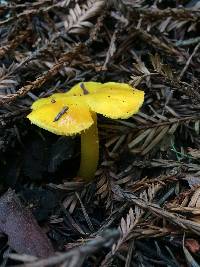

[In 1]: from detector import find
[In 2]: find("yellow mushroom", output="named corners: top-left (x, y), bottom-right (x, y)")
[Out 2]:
top-left (27, 82), bottom-right (144, 181)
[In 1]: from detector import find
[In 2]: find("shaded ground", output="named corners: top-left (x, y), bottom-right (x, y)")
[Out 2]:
top-left (1, 0), bottom-right (200, 266)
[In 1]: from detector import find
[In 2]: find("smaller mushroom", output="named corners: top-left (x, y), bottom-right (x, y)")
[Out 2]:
top-left (27, 82), bottom-right (144, 181)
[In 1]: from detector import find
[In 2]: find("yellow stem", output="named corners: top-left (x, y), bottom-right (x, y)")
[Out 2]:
top-left (78, 112), bottom-right (99, 181)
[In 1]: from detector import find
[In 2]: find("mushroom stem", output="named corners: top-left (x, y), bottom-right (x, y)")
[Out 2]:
top-left (79, 112), bottom-right (99, 181)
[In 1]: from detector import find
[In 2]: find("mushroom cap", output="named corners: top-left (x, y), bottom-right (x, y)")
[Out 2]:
top-left (27, 82), bottom-right (144, 135)
top-left (65, 81), bottom-right (103, 96)
top-left (30, 82), bottom-right (103, 110)
top-left (27, 98), bottom-right (93, 135)
top-left (83, 82), bottom-right (144, 119)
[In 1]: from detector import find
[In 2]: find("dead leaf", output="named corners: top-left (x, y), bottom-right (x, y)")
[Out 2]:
top-left (0, 189), bottom-right (54, 257)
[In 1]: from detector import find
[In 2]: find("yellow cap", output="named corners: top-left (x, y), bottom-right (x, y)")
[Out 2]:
top-left (27, 82), bottom-right (144, 135)
top-left (27, 98), bottom-right (93, 135)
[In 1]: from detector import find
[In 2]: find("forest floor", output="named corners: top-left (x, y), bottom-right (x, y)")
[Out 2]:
top-left (1, 0), bottom-right (200, 266)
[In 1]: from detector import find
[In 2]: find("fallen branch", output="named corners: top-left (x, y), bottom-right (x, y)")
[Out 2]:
top-left (0, 30), bottom-right (31, 59)
top-left (0, 43), bottom-right (85, 105)
top-left (113, 185), bottom-right (200, 235)
top-left (10, 229), bottom-right (119, 267)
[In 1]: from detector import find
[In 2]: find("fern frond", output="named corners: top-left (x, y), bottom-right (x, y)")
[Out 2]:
top-left (56, 0), bottom-right (105, 34)
top-left (112, 184), bottom-right (160, 254)
top-left (0, 64), bottom-right (20, 95)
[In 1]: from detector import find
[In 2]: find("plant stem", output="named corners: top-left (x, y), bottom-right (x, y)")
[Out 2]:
top-left (79, 112), bottom-right (99, 181)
